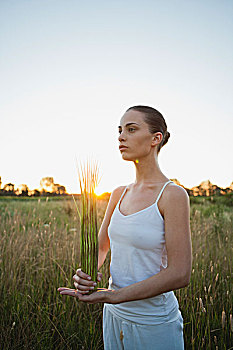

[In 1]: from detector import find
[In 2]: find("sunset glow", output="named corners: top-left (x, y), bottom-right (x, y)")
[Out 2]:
top-left (0, 1), bottom-right (232, 194)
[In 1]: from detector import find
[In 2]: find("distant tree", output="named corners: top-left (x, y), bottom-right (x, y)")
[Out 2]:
top-left (53, 184), bottom-right (67, 195)
top-left (3, 183), bottom-right (15, 195)
top-left (15, 184), bottom-right (29, 196)
top-left (3, 183), bottom-right (14, 191)
top-left (40, 177), bottom-right (55, 193)
top-left (39, 177), bottom-right (67, 195)
top-left (32, 189), bottom-right (40, 197)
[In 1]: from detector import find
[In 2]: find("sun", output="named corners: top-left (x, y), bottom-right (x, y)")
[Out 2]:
top-left (94, 187), bottom-right (104, 197)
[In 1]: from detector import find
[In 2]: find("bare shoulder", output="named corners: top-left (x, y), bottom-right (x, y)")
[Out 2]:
top-left (163, 183), bottom-right (190, 212)
top-left (99, 185), bottom-right (127, 230)
top-left (110, 185), bottom-right (127, 205)
top-left (166, 183), bottom-right (189, 200)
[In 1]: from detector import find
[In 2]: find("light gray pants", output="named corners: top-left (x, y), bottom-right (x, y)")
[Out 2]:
top-left (103, 305), bottom-right (185, 350)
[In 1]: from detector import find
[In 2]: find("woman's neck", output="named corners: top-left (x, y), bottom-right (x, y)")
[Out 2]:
top-left (133, 154), bottom-right (169, 186)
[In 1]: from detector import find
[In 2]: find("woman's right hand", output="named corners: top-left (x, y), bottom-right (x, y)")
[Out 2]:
top-left (73, 268), bottom-right (103, 294)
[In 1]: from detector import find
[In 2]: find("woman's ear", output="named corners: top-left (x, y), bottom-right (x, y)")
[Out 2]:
top-left (151, 132), bottom-right (163, 147)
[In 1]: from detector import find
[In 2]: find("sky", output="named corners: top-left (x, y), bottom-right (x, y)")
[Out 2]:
top-left (0, 0), bottom-right (232, 195)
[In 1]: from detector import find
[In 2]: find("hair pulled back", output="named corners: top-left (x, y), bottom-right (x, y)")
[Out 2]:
top-left (126, 105), bottom-right (170, 153)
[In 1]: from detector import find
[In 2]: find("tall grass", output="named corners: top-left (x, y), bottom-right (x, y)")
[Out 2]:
top-left (73, 160), bottom-right (100, 292)
top-left (0, 194), bottom-right (232, 349)
top-left (0, 196), bottom-right (108, 349)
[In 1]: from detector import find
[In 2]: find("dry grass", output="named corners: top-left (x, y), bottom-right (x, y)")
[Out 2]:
top-left (0, 194), bottom-right (232, 349)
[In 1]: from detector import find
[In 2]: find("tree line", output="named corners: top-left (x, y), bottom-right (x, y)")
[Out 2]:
top-left (0, 176), bottom-right (232, 197)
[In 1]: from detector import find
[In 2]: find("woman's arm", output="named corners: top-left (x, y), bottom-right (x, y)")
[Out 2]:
top-left (109, 185), bottom-right (192, 304)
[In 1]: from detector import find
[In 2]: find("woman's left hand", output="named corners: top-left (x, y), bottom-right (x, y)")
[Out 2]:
top-left (57, 287), bottom-right (116, 304)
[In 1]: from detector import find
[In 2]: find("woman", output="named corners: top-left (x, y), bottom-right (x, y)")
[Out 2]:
top-left (58, 105), bottom-right (192, 350)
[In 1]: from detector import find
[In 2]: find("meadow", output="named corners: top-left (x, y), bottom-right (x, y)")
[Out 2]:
top-left (0, 193), bottom-right (232, 350)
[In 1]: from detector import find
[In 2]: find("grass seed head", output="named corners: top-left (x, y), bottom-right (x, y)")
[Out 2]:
top-left (230, 314), bottom-right (233, 332)
top-left (221, 310), bottom-right (226, 328)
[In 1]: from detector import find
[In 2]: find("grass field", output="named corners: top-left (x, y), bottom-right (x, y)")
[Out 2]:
top-left (0, 194), bottom-right (232, 349)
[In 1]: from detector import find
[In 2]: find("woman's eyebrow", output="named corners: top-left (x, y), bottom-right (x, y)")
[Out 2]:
top-left (118, 122), bottom-right (140, 128)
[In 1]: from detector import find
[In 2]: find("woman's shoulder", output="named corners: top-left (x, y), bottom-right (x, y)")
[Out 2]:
top-left (111, 185), bottom-right (128, 199)
top-left (158, 182), bottom-right (190, 218)
top-left (164, 182), bottom-right (190, 203)
top-left (109, 184), bottom-right (133, 206)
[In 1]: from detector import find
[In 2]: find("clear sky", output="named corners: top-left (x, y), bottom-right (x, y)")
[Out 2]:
top-left (0, 0), bottom-right (232, 195)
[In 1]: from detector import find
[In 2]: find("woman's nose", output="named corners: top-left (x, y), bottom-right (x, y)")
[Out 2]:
top-left (118, 133), bottom-right (126, 142)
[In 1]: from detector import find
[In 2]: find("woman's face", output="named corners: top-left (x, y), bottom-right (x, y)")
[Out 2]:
top-left (118, 110), bottom-right (162, 161)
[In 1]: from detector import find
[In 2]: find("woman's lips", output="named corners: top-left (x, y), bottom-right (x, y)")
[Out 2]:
top-left (119, 146), bottom-right (128, 151)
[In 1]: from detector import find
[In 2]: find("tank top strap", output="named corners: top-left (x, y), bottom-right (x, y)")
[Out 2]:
top-left (155, 180), bottom-right (173, 204)
top-left (118, 185), bottom-right (128, 206)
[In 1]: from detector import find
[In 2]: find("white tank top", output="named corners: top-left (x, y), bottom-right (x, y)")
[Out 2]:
top-left (104, 180), bottom-right (182, 325)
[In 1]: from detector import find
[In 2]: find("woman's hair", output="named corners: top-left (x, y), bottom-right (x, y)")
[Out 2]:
top-left (126, 105), bottom-right (170, 153)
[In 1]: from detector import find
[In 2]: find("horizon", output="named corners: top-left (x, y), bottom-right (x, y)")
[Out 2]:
top-left (0, 175), bottom-right (232, 196)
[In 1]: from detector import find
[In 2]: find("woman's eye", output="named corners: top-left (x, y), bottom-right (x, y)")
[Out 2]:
top-left (118, 128), bottom-right (135, 134)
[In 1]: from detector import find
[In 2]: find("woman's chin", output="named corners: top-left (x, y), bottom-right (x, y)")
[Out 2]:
top-left (121, 154), bottom-right (135, 161)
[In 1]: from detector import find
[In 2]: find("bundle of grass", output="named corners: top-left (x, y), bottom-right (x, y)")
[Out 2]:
top-left (72, 160), bottom-right (100, 294)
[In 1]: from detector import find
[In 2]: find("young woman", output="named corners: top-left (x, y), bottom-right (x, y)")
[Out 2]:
top-left (58, 105), bottom-right (192, 350)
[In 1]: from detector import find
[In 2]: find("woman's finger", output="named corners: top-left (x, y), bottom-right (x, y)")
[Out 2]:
top-left (76, 289), bottom-right (91, 294)
top-left (76, 268), bottom-right (92, 280)
top-left (73, 274), bottom-right (94, 287)
top-left (58, 287), bottom-right (91, 297)
top-left (60, 289), bottom-right (77, 297)
top-left (97, 272), bottom-right (102, 282)
top-left (72, 283), bottom-right (90, 294)
top-left (57, 287), bottom-right (72, 292)
top-left (73, 281), bottom-right (96, 292)
top-left (58, 287), bottom-right (86, 294)
top-left (73, 274), bottom-right (97, 288)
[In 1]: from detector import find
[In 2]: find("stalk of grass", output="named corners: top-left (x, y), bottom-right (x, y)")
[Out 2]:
top-left (73, 159), bottom-right (100, 293)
